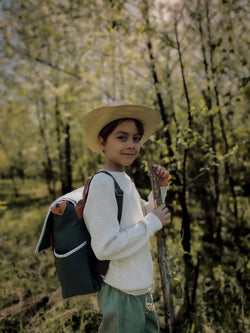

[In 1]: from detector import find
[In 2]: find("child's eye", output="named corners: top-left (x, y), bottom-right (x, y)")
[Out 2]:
top-left (133, 136), bottom-right (141, 142)
top-left (117, 136), bottom-right (126, 141)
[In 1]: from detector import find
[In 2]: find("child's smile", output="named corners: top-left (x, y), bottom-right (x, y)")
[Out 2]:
top-left (98, 120), bottom-right (142, 172)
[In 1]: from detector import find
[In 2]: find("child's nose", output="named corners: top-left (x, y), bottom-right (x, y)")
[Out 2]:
top-left (127, 139), bottom-right (136, 148)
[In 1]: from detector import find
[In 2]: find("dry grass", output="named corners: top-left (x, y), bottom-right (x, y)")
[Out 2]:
top-left (0, 179), bottom-right (249, 332)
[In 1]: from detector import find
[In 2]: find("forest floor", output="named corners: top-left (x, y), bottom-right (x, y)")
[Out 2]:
top-left (0, 179), bottom-right (103, 332)
top-left (0, 178), bottom-right (249, 332)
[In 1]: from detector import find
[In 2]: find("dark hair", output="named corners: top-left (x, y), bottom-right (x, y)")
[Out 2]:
top-left (98, 118), bottom-right (144, 143)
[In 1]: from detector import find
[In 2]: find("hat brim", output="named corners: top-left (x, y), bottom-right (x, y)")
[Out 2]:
top-left (83, 104), bottom-right (162, 153)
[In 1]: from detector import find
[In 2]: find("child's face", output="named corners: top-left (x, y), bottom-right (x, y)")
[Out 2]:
top-left (98, 120), bottom-right (142, 172)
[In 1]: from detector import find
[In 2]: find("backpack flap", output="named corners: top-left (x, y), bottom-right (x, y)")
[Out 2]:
top-left (52, 199), bottom-right (88, 254)
top-left (35, 210), bottom-right (53, 253)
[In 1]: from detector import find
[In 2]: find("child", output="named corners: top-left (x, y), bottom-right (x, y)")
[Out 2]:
top-left (82, 101), bottom-right (171, 333)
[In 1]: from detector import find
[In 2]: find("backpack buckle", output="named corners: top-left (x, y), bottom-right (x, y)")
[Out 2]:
top-left (115, 189), bottom-right (123, 196)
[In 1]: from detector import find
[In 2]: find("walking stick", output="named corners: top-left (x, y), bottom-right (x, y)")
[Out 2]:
top-left (147, 162), bottom-right (175, 332)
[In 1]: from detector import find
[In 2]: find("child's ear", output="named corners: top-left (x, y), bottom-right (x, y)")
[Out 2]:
top-left (98, 137), bottom-right (106, 152)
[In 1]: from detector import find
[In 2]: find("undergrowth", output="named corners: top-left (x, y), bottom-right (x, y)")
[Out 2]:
top-left (0, 179), bottom-right (249, 332)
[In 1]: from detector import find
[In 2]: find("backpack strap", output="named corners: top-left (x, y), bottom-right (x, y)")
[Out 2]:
top-left (82, 177), bottom-right (92, 207)
top-left (83, 171), bottom-right (124, 276)
top-left (85, 171), bottom-right (124, 223)
top-left (98, 171), bottom-right (123, 223)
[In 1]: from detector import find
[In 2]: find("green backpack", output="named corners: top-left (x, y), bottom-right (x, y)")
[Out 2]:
top-left (35, 171), bottom-right (123, 298)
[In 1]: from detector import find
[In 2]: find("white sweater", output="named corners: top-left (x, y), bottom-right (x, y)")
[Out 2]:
top-left (84, 171), bottom-right (167, 295)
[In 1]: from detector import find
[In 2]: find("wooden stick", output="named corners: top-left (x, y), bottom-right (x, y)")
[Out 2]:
top-left (147, 162), bottom-right (175, 332)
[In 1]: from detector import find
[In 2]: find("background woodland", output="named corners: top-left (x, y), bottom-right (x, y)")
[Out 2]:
top-left (0, 0), bottom-right (249, 332)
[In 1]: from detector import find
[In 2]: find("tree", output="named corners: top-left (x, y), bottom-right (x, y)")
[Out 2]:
top-left (1, 0), bottom-right (249, 331)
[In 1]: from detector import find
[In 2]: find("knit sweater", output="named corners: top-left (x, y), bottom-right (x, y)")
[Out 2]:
top-left (84, 171), bottom-right (167, 295)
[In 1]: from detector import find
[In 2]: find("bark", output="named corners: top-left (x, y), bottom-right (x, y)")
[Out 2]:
top-left (55, 96), bottom-right (64, 190)
top-left (197, 5), bottom-right (220, 240)
top-left (55, 96), bottom-right (71, 194)
top-left (0, 136), bottom-right (19, 197)
top-left (147, 163), bottom-right (175, 333)
top-left (36, 100), bottom-right (55, 195)
top-left (174, 17), bottom-right (195, 313)
top-left (191, 256), bottom-right (200, 310)
top-left (146, 39), bottom-right (168, 127)
top-left (205, 0), bottom-right (238, 220)
top-left (63, 123), bottom-right (72, 193)
top-left (174, 17), bottom-right (192, 129)
top-left (10, 167), bottom-right (19, 197)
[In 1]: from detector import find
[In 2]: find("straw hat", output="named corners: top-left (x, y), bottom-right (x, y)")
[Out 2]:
top-left (82, 101), bottom-right (162, 153)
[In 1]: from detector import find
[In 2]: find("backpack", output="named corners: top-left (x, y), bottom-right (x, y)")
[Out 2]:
top-left (35, 171), bottom-right (123, 298)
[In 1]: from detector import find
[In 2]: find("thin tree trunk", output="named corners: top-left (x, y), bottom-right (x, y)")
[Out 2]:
top-left (146, 39), bottom-right (168, 127)
top-left (145, 28), bottom-right (177, 170)
top-left (174, 17), bottom-right (195, 313)
top-left (174, 17), bottom-right (192, 129)
top-left (55, 96), bottom-right (72, 194)
top-left (36, 100), bottom-right (55, 195)
top-left (205, 0), bottom-right (238, 220)
top-left (197, 4), bottom-right (220, 241)
top-left (10, 167), bottom-right (19, 197)
top-left (0, 136), bottom-right (19, 197)
top-left (64, 123), bottom-right (72, 193)
top-left (55, 96), bottom-right (65, 193)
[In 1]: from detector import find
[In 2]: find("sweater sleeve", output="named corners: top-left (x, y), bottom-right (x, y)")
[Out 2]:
top-left (84, 174), bottom-right (162, 261)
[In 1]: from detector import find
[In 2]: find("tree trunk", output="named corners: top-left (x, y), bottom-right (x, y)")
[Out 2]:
top-left (36, 100), bottom-right (55, 195)
top-left (54, 96), bottom-right (66, 194)
top-left (205, 0), bottom-right (238, 220)
top-left (63, 123), bottom-right (72, 193)
top-left (10, 167), bottom-right (19, 197)
top-left (197, 4), bottom-right (220, 241)
top-left (174, 17), bottom-right (195, 314)
top-left (174, 17), bottom-right (192, 129)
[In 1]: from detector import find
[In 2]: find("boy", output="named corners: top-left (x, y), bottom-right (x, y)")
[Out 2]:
top-left (83, 101), bottom-right (171, 332)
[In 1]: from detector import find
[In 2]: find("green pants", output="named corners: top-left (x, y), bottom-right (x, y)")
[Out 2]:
top-left (97, 283), bottom-right (159, 333)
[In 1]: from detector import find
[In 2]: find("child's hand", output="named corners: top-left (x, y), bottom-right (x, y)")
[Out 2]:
top-left (152, 165), bottom-right (170, 187)
top-left (152, 204), bottom-right (171, 227)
